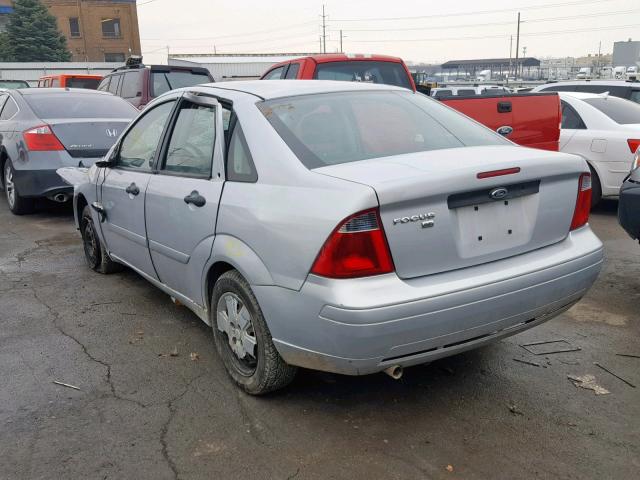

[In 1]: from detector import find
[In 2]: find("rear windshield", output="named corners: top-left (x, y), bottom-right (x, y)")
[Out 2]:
top-left (66, 77), bottom-right (101, 89)
top-left (0, 80), bottom-right (29, 89)
top-left (259, 90), bottom-right (508, 169)
top-left (151, 70), bottom-right (211, 97)
top-left (584, 97), bottom-right (640, 124)
top-left (25, 93), bottom-right (137, 119)
top-left (314, 61), bottom-right (412, 90)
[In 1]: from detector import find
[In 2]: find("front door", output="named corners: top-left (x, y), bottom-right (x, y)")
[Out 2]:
top-left (99, 99), bottom-right (177, 278)
top-left (145, 94), bottom-right (225, 305)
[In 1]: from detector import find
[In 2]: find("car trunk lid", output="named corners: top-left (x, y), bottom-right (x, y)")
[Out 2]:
top-left (314, 145), bottom-right (587, 279)
top-left (45, 118), bottom-right (129, 158)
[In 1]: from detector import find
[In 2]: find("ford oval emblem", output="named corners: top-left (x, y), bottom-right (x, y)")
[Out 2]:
top-left (497, 125), bottom-right (513, 136)
top-left (490, 187), bottom-right (509, 200)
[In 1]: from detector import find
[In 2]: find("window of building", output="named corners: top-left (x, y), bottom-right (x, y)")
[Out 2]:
top-left (104, 52), bottom-right (126, 62)
top-left (101, 18), bottom-right (121, 38)
top-left (69, 17), bottom-right (80, 37)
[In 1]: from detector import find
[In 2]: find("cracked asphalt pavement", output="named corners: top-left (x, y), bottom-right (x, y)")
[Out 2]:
top-left (1, 199), bottom-right (638, 479)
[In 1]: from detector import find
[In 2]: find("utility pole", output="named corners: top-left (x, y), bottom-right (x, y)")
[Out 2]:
top-left (319, 36), bottom-right (322, 53)
top-left (509, 35), bottom-right (513, 80)
top-left (340, 29), bottom-right (343, 53)
top-left (597, 40), bottom-right (602, 77)
top-left (166, 45), bottom-right (170, 64)
top-left (321, 5), bottom-right (327, 54)
top-left (515, 12), bottom-right (521, 78)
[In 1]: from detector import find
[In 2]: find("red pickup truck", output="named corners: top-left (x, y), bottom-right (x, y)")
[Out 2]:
top-left (261, 54), bottom-right (560, 151)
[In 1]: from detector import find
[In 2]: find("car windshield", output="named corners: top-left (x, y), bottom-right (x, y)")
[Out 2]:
top-left (66, 77), bottom-right (101, 89)
top-left (314, 61), bottom-right (412, 90)
top-left (0, 80), bottom-right (29, 89)
top-left (24, 93), bottom-right (137, 119)
top-left (584, 96), bottom-right (640, 124)
top-left (259, 90), bottom-right (508, 169)
top-left (151, 70), bottom-right (211, 97)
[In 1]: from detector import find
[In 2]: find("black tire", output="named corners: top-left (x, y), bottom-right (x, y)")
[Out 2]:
top-left (211, 270), bottom-right (297, 395)
top-left (3, 160), bottom-right (34, 215)
top-left (589, 166), bottom-right (602, 209)
top-left (80, 205), bottom-right (122, 274)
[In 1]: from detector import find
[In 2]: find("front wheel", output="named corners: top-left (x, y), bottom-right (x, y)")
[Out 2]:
top-left (80, 205), bottom-right (121, 274)
top-left (3, 161), bottom-right (34, 215)
top-left (211, 270), bottom-right (297, 395)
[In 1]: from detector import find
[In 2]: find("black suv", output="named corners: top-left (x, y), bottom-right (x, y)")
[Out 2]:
top-left (97, 57), bottom-right (213, 109)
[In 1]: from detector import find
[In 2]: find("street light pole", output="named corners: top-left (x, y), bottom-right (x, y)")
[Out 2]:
top-left (515, 12), bottom-right (521, 78)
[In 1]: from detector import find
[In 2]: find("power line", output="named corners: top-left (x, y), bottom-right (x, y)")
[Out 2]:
top-left (332, 0), bottom-right (618, 22)
top-left (141, 20), bottom-right (317, 41)
top-left (329, 9), bottom-right (639, 32)
top-left (346, 23), bottom-right (640, 43)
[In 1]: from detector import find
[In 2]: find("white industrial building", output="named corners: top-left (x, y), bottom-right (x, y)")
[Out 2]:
top-left (0, 62), bottom-right (122, 86)
top-left (168, 53), bottom-right (314, 81)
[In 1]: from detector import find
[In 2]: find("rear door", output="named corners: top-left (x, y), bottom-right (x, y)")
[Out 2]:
top-left (144, 93), bottom-right (225, 305)
top-left (99, 98), bottom-right (177, 278)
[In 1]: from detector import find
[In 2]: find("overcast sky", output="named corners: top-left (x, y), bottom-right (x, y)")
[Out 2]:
top-left (136, 0), bottom-right (639, 64)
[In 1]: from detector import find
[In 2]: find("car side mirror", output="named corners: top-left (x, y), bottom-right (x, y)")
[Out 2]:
top-left (95, 159), bottom-right (114, 168)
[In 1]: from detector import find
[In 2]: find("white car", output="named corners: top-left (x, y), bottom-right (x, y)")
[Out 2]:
top-left (558, 91), bottom-right (640, 205)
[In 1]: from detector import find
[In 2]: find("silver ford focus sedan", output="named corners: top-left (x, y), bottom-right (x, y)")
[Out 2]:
top-left (61, 80), bottom-right (604, 394)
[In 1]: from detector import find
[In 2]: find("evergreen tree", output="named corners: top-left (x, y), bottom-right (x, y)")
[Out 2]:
top-left (1, 0), bottom-right (71, 61)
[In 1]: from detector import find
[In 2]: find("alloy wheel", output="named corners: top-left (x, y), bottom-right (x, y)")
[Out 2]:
top-left (82, 218), bottom-right (99, 267)
top-left (216, 292), bottom-right (258, 375)
top-left (4, 163), bottom-right (15, 209)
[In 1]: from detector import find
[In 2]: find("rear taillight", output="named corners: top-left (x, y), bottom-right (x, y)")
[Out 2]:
top-left (570, 173), bottom-right (592, 231)
top-left (311, 208), bottom-right (395, 279)
top-left (23, 125), bottom-right (64, 151)
top-left (627, 139), bottom-right (640, 154)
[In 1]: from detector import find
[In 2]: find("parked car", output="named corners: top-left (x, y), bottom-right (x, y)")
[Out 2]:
top-left (0, 88), bottom-right (137, 215)
top-left (60, 80), bottom-right (603, 394)
top-left (97, 57), bottom-right (213, 109)
top-left (430, 85), bottom-right (511, 98)
top-left (262, 54), bottom-right (561, 151)
top-left (37, 74), bottom-right (103, 89)
top-left (556, 91), bottom-right (640, 206)
top-left (618, 148), bottom-right (640, 241)
top-left (0, 80), bottom-right (30, 89)
top-left (532, 80), bottom-right (640, 104)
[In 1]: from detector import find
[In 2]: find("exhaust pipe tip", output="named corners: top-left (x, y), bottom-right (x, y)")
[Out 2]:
top-left (52, 193), bottom-right (69, 203)
top-left (384, 365), bottom-right (403, 380)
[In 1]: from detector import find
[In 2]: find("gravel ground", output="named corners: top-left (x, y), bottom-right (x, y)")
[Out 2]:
top-left (0, 198), bottom-right (638, 480)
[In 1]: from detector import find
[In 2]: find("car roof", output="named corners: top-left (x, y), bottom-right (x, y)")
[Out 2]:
top-left (541, 80), bottom-right (635, 87)
top-left (558, 91), bottom-right (615, 100)
top-left (16, 88), bottom-right (114, 96)
top-left (200, 79), bottom-right (407, 100)
top-left (301, 53), bottom-right (405, 64)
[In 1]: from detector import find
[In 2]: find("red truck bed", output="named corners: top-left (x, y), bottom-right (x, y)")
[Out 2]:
top-left (439, 93), bottom-right (561, 151)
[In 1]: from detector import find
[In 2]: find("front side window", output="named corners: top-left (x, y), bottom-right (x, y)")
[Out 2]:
top-left (285, 63), bottom-right (300, 79)
top-left (102, 18), bottom-right (121, 38)
top-left (314, 61), bottom-right (412, 90)
top-left (118, 101), bottom-right (175, 170)
top-left (263, 66), bottom-right (285, 80)
top-left (69, 17), bottom-right (80, 37)
top-left (259, 90), bottom-right (508, 169)
top-left (107, 74), bottom-right (121, 94)
top-left (584, 96), bottom-right (640, 125)
top-left (97, 77), bottom-right (110, 91)
top-left (162, 101), bottom-right (215, 177)
top-left (120, 71), bottom-right (141, 98)
top-left (561, 101), bottom-right (586, 129)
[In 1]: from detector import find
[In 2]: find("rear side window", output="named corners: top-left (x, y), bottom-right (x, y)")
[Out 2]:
top-left (561, 101), bottom-right (586, 129)
top-left (163, 102), bottom-right (216, 177)
top-left (227, 123), bottom-right (257, 182)
top-left (108, 74), bottom-right (121, 94)
top-left (0, 97), bottom-right (18, 120)
top-left (121, 71), bottom-right (141, 98)
top-left (24, 93), bottom-right (136, 119)
top-left (285, 63), bottom-right (300, 79)
top-left (433, 89), bottom-right (452, 98)
top-left (584, 97), bottom-right (640, 124)
top-left (630, 90), bottom-right (640, 104)
top-left (259, 90), bottom-right (508, 169)
top-left (97, 77), bottom-right (110, 91)
top-left (457, 89), bottom-right (476, 96)
top-left (314, 61), bottom-right (412, 90)
top-left (66, 77), bottom-right (101, 89)
top-left (151, 70), bottom-right (211, 97)
top-left (51, 78), bottom-right (60, 87)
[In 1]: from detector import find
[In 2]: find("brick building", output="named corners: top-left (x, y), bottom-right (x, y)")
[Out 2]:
top-left (0, 0), bottom-right (141, 62)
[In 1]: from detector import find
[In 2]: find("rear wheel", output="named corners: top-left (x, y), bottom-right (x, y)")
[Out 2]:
top-left (211, 270), bottom-right (297, 395)
top-left (80, 205), bottom-right (121, 274)
top-left (589, 166), bottom-right (602, 209)
top-left (3, 161), bottom-right (34, 215)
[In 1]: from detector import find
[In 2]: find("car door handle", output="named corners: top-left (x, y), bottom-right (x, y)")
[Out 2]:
top-left (125, 183), bottom-right (140, 196)
top-left (184, 190), bottom-right (206, 207)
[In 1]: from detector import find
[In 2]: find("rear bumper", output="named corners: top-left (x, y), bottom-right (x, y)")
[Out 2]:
top-left (12, 169), bottom-right (72, 198)
top-left (618, 179), bottom-right (640, 240)
top-left (254, 227), bottom-right (603, 375)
